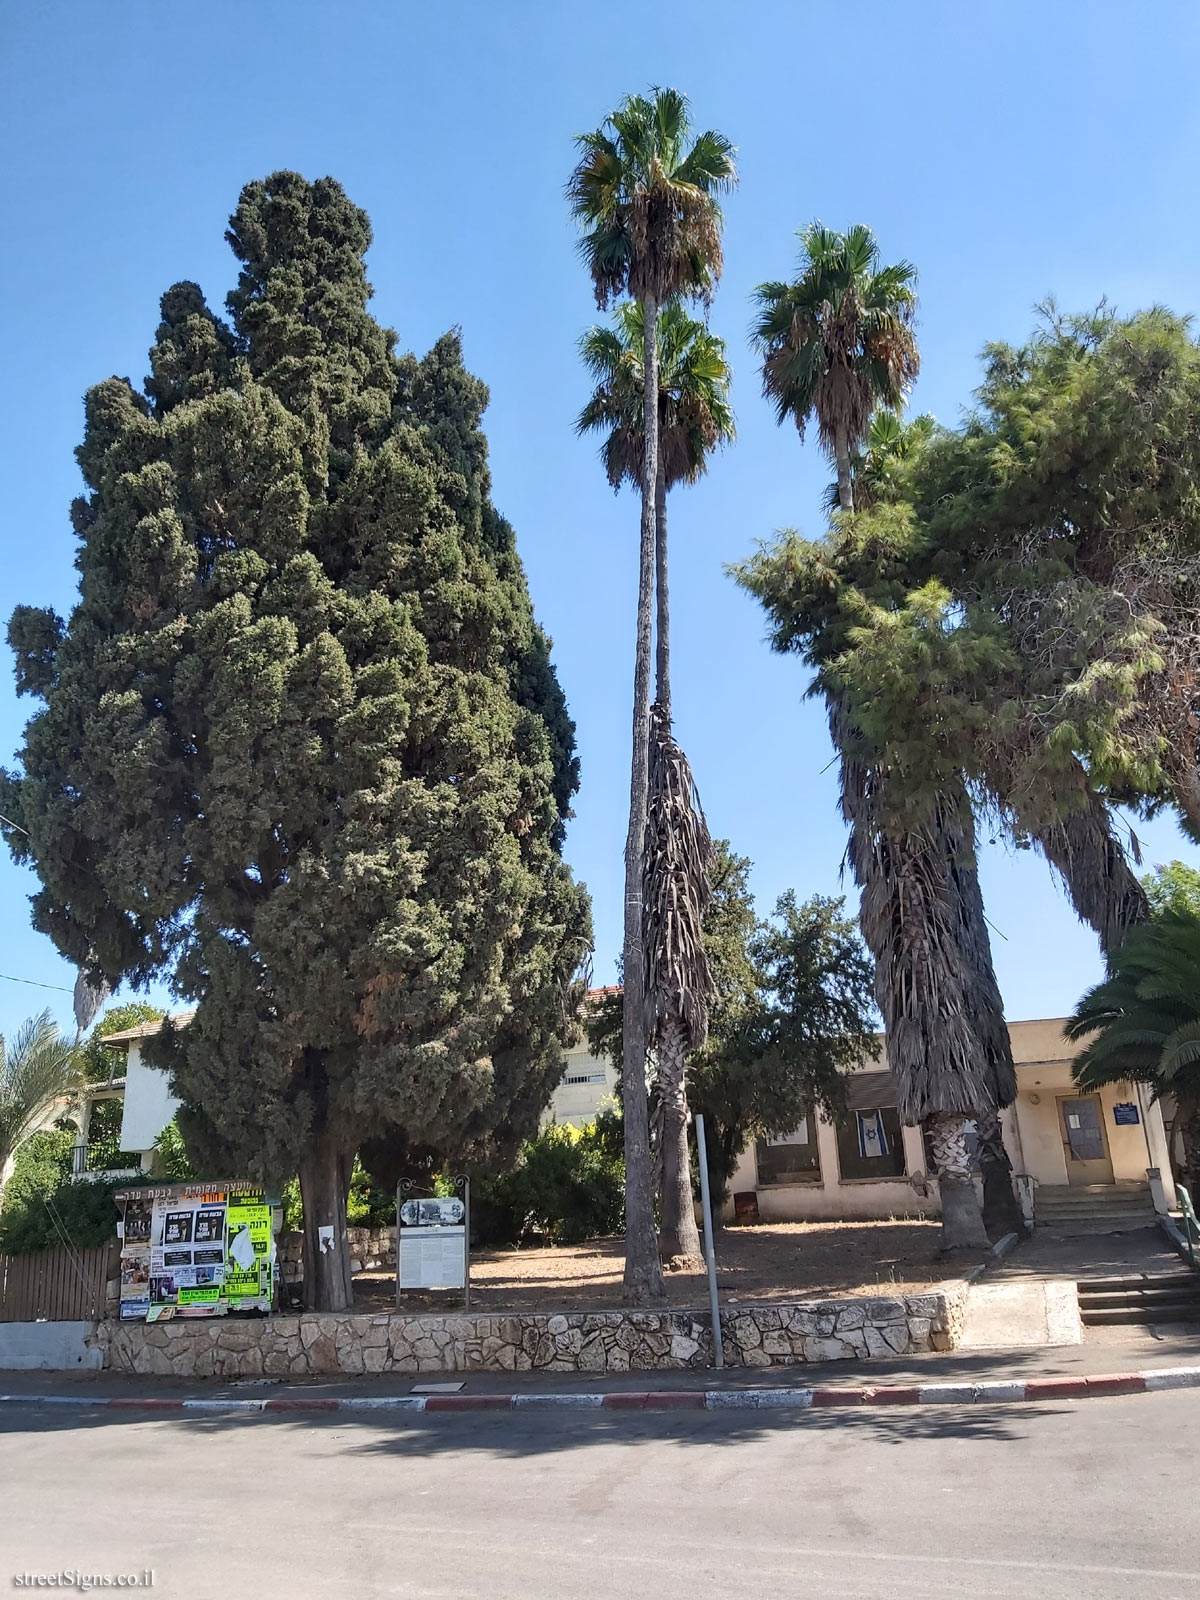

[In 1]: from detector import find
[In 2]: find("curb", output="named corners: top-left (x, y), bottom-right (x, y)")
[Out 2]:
top-left (3, 1366), bottom-right (1199, 1414)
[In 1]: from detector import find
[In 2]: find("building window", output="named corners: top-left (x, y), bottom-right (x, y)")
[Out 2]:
top-left (756, 1115), bottom-right (821, 1186)
top-left (836, 1107), bottom-right (906, 1181)
top-left (563, 1070), bottom-right (606, 1086)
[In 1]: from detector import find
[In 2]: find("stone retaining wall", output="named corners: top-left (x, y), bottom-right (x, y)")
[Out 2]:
top-left (94, 1287), bottom-right (966, 1379)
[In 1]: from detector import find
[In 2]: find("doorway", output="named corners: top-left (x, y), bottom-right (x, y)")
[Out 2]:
top-left (1057, 1094), bottom-right (1115, 1185)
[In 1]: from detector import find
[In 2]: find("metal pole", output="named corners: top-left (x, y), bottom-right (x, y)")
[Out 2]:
top-left (694, 1114), bottom-right (723, 1369)
top-left (401, 1177), bottom-right (412, 1312)
top-left (462, 1178), bottom-right (471, 1311)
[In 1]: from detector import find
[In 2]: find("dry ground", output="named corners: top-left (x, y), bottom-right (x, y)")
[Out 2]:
top-left (355, 1219), bottom-right (977, 1312)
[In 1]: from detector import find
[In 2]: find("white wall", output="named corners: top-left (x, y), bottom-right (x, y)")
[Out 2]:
top-left (546, 1045), bottom-right (617, 1128)
top-left (0, 1321), bottom-right (102, 1371)
top-left (118, 1043), bottom-right (181, 1156)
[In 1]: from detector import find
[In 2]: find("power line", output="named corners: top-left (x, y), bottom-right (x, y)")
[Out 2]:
top-left (0, 966), bottom-right (74, 992)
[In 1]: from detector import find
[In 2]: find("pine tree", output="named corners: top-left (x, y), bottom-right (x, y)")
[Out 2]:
top-left (3, 172), bottom-right (590, 1309)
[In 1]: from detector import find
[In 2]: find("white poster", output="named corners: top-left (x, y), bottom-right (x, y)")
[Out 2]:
top-left (398, 1225), bottom-right (465, 1290)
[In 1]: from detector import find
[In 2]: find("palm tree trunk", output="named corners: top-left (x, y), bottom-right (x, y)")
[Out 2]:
top-left (621, 293), bottom-right (666, 1307)
top-left (927, 1111), bottom-right (989, 1250)
top-left (835, 703), bottom-right (991, 1252)
top-left (656, 1019), bottom-right (703, 1265)
top-left (834, 429), bottom-right (854, 513)
top-left (938, 790), bottom-right (1024, 1239)
top-left (1029, 782), bottom-right (1150, 953)
top-left (654, 465), bottom-right (670, 713)
top-left (650, 465), bottom-right (703, 1267)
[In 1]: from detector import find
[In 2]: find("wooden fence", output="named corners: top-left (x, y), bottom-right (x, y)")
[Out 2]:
top-left (0, 1244), bottom-right (113, 1322)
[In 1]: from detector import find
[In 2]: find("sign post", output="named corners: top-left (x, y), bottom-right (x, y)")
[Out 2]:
top-left (395, 1177), bottom-right (470, 1310)
top-left (694, 1114), bottom-right (724, 1370)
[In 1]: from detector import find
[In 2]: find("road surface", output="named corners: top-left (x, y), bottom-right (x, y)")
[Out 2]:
top-left (1, 1392), bottom-right (1195, 1598)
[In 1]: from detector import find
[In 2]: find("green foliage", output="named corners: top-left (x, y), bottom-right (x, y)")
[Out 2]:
top-left (152, 1118), bottom-right (197, 1181)
top-left (84, 1099), bottom-right (139, 1172)
top-left (576, 299), bottom-right (734, 491)
top-left (0, 1128), bottom-right (124, 1254)
top-left (0, 1011), bottom-right (85, 1176)
top-left (1067, 915), bottom-right (1200, 1149)
top-left (475, 1113), bottom-right (625, 1246)
top-left (1143, 861), bottom-right (1200, 921)
top-left (752, 223), bottom-right (919, 505)
top-left (736, 303), bottom-right (1200, 839)
top-left (3, 172), bottom-right (591, 1225)
top-left (346, 1157), bottom-right (395, 1227)
top-left (587, 842), bottom-right (877, 1207)
top-left (80, 1003), bottom-right (165, 1083)
top-left (567, 87), bottom-right (737, 309)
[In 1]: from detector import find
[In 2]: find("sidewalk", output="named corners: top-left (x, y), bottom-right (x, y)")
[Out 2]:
top-left (2, 1324), bottom-right (1196, 1413)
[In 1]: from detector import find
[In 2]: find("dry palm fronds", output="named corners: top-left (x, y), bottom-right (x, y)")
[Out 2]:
top-left (642, 702), bottom-right (716, 1052)
top-left (836, 707), bottom-right (993, 1129)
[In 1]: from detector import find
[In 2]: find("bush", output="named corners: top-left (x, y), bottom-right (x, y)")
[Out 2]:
top-left (0, 1129), bottom-right (126, 1254)
top-left (475, 1111), bottom-right (625, 1247)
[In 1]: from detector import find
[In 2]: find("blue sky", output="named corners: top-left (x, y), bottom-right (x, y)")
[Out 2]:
top-left (1, 0), bottom-right (1198, 1040)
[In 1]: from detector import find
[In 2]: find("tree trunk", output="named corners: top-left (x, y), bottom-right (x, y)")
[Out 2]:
top-left (928, 1112), bottom-right (989, 1250)
top-left (621, 293), bottom-right (666, 1306)
top-left (834, 429), bottom-right (854, 513)
top-left (654, 465), bottom-right (670, 715)
top-left (656, 1019), bottom-right (703, 1266)
top-left (976, 1108), bottom-right (1026, 1240)
top-left (299, 1125), bottom-right (354, 1311)
top-left (1030, 781), bottom-right (1150, 953)
top-left (937, 789), bottom-right (1024, 1238)
top-left (1179, 1100), bottom-right (1200, 1187)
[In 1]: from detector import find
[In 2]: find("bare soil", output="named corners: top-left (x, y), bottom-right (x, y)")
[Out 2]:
top-left (354, 1219), bottom-right (976, 1313)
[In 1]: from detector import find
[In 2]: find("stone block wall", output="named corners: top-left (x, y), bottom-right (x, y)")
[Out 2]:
top-left (94, 1287), bottom-right (966, 1379)
top-left (277, 1228), bottom-right (397, 1283)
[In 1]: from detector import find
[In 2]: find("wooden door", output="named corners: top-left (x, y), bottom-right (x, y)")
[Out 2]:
top-left (1058, 1094), bottom-right (1115, 1185)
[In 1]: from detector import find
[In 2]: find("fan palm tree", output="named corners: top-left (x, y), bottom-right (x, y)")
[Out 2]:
top-left (577, 300), bottom-right (733, 1262)
top-left (1066, 914), bottom-right (1200, 1177)
top-left (0, 1010), bottom-right (84, 1194)
top-left (753, 223), bottom-right (919, 512)
top-left (821, 409), bottom-right (936, 517)
top-left (569, 88), bottom-right (736, 1304)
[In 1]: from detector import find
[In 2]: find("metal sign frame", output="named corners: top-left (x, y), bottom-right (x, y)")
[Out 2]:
top-left (395, 1176), bottom-right (470, 1310)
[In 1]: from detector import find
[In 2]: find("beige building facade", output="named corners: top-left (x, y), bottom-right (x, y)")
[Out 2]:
top-left (725, 1017), bottom-right (1175, 1222)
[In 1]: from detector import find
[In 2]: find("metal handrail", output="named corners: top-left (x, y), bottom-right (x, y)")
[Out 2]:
top-left (1177, 1183), bottom-right (1198, 1268)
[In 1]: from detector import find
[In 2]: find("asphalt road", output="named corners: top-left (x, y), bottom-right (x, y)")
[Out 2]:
top-left (2, 1393), bottom-right (1197, 1600)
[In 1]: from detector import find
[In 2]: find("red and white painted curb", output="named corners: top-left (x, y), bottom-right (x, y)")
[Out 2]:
top-left (4, 1367), bottom-right (1200, 1414)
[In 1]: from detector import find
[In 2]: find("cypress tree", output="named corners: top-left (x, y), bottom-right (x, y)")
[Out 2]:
top-left (3, 173), bottom-right (590, 1309)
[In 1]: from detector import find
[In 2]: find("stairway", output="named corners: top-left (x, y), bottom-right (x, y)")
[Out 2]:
top-left (1035, 1182), bottom-right (1156, 1234)
top-left (1077, 1272), bottom-right (1200, 1326)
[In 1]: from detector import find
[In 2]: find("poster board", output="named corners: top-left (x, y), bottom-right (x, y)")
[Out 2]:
top-left (116, 1183), bottom-right (276, 1320)
top-left (396, 1181), bottom-right (470, 1306)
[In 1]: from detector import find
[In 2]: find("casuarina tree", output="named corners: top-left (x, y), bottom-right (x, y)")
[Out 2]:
top-left (2, 173), bottom-right (590, 1309)
top-left (568, 89), bottom-right (736, 1302)
top-left (576, 300), bottom-right (733, 1264)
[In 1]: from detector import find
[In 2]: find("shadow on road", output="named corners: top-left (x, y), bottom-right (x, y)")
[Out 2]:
top-left (0, 1399), bottom-right (1056, 1456)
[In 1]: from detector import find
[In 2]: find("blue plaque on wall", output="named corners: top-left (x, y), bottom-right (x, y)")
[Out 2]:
top-left (1113, 1102), bottom-right (1140, 1125)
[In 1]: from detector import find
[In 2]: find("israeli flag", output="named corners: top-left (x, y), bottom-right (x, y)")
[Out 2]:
top-left (857, 1109), bottom-right (889, 1160)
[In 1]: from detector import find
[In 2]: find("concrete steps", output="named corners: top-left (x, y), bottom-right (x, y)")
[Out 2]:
top-left (1036, 1184), bottom-right (1156, 1233)
top-left (1077, 1273), bottom-right (1200, 1326)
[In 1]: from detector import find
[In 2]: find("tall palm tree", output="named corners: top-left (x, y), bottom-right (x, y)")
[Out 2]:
top-left (569, 88), bottom-right (736, 1304)
top-left (1066, 914), bottom-right (1200, 1177)
top-left (837, 721), bottom-right (993, 1249)
top-left (577, 300), bottom-right (734, 1262)
top-left (753, 223), bottom-right (919, 512)
top-left (821, 409), bottom-right (935, 517)
top-left (0, 1011), bottom-right (84, 1194)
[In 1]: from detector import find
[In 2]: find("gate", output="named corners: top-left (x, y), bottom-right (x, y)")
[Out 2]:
top-left (0, 1244), bottom-right (113, 1321)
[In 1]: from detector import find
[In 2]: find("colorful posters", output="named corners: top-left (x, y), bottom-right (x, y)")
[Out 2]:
top-left (116, 1183), bottom-right (276, 1320)
top-left (223, 1190), bottom-right (274, 1311)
